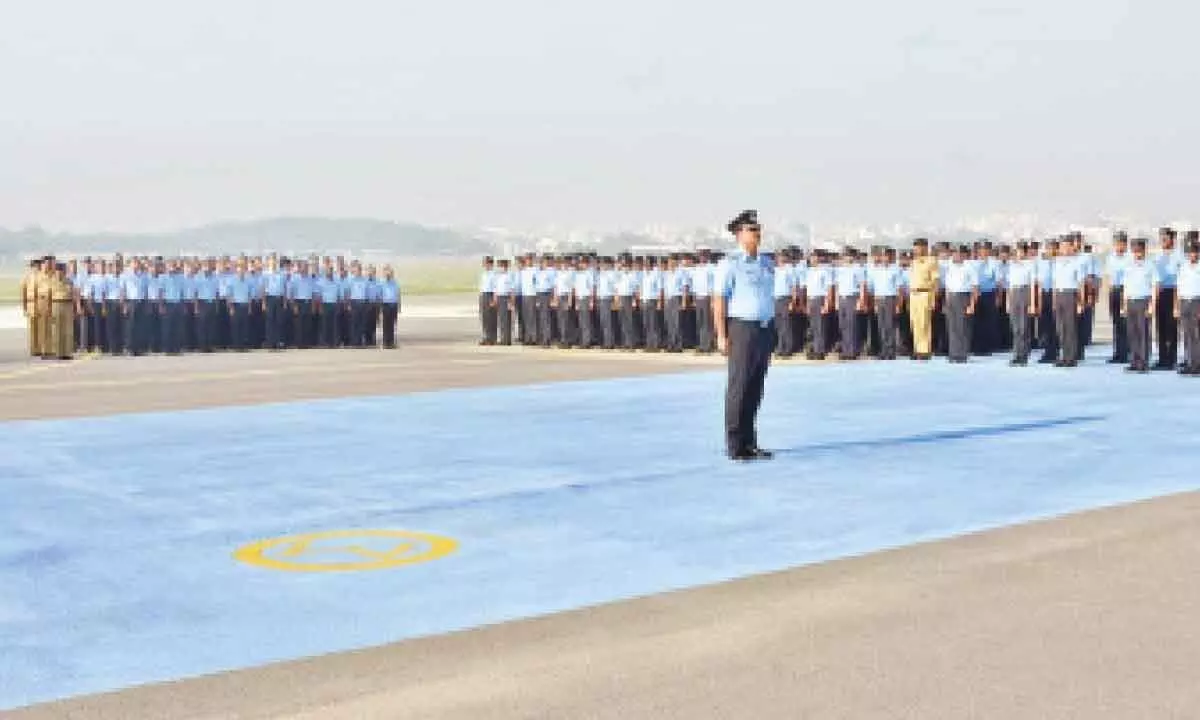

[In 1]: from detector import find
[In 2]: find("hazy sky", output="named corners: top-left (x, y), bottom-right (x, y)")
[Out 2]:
top-left (2, 0), bottom-right (1198, 232)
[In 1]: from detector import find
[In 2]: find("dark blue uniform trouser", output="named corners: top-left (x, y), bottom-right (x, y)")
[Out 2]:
top-left (837, 297), bottom-right (858, 357)
top-left (1126, 298), bottom-right (1151, 369)
top-left (195, 301), bottom-right (214, 351)
top-left (725, 319), bottom-right (774, 456)
top-left (1109, 288), bottom-right (1128, 361)
top-left (1155, 288), bottom-right (1178, 367)
top-left (1053, 290), bottom-right (1080, 364)
top-left (161, 302), bottom-right (183, 354)
top-left (1038, 290), bottom-right (1058, 360)
top-left (381, 303), bottom-right (398, 348)
top-left (105, 300), bottom-right (123, 354)
top-left (265, 296), bottom-right (284, 349)
top-left (230, 303), bottom-right (249, 350)
top-left (694, 297), bottom-right (713, 352)
top-left (320, 303), bottom-right (339, 348)
top-left (293, 300), bottom-right (312, 348)
top-left (1181, 298), bottom-right (1200, 371)
top-left (124, 301), bottom-right (146, 354)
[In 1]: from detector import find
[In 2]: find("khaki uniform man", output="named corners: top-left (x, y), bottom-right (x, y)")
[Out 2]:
top-left (35, 259), bottom-right (57, 358)
top-left (907, 238), bottom-right (940, 360)
top-left (19, 259), bottom-right (42, 357)
top-left (50, 264), bottom-right (76, 359)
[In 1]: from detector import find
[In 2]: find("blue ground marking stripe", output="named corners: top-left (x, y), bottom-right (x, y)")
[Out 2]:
top-left (1, 351), bottom-right (1199, 709)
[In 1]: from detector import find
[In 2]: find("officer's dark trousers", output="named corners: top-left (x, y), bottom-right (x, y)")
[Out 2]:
top-left (144, 304), bottom-right (160, 353)
top-left (89, 304), bottom-right (105, 351)
top-left (1109, 287), bottom-right (1128, 361)
top-left (773, 298), bottom-right (794, 355)
top-left (228, 303), bottom-right (248, 350)
top-left (319, 303), bottom-right (338, 348)
top-left (161, 302), bottom-right (183, 354)
top-left (1155, 288), bottom-right (1178, 367)
top-left (536, 293), bottom-right (552, 345)
top-left (521, 295), bottom-right (536, 343)
top-left (1010, 290), bottom-right (1032, 362)
top-left (933, 292), bottom-right (948, 355)
top-left (578, 305), bottom-right (596, 348)
top-left (974, 292), bottom-right (995, 354)
top-left (265, 297), bottom-right (284, 349)
top-left (348, 300), bottom-right (366, 347)
top-left (497, 297), bottom-right (513, 345)
top-left (806, 299), bottom-right (828, 357)
top-left (946, 292), bottom-right (971, 361)
top-left (76, 304), bottom-right (89, 351)
top-left (837, 297), bottom-right (858, 358)
top-left (292, 300), bottom-right (312, 348)
top-left (642, 302), bottom-right (662, 350)
top-left (556, 297), bottom-right (574, 347)
top-left (381, 303), bottom-right (399, 348)
top-left (875, 296), bottom-right (898, 358)
top-left (195, 301), bottom-right (214, 351)
top-left (1038, 290), bottom-right (1058, 360)
top-left (479, 292), bottom-right (496, 343)
top-left (1126, 299), bottom-right (1151, 369)
top-left (618, 299), bottom-right (639, 348)
top-left (1053, 290), bottom-right (1080, 364)
top-left (104, 301), bottom-right (122, 354)
top-left (725, 319), bottom-right (773, 456)
top-left (1179, 298), bottom-right (1200, 371)
top-left (124, 301), bottom-right (145, 355)
top-left (897, 298), bottom-right (913, 356)
top-left (665, 298), bottom-right (684, 351)
top-left (695, 297), bottom-right (713, 352)
top-left (598, 301), bottom-right (616, 348)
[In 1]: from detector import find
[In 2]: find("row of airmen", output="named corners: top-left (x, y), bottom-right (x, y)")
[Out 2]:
top-left (475, 229), bottom-right (1200, 375)
top-left (19, 254), bottom-right (404, 359)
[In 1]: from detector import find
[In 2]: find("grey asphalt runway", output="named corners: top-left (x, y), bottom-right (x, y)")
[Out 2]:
top-left (5, 304), bottom-right (1192, 720)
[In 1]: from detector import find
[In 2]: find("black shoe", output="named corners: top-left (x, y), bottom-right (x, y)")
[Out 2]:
top-left (1152, 363), bottom-right (1173, 371)
top-left (1125, 365), bottom-right (1148, 374)
top-left (748, 447), bottom-right (774, 459)
top-left (1053, 360), bottom-right (1066, 367)
top-left (1106, 357), bottom-right (1124, 364)
top-left (1062, 361), bottom-right (1078, 368)
top-left (1038, 357), bottom-right (1056, 364)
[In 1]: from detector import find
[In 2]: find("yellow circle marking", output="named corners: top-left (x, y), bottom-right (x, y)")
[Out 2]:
top-left (234, 529), bottom-right (458, 572)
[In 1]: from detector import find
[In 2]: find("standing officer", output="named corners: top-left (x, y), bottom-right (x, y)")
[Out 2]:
top-left (596, 256), bottom-right (618, 350)
top-left (493, 258), bottom-right (515, 345)
top-left (121, 258), bottom-right (148, 355)
top-left (616, 255), bottom-right (640, 350)
top-left (160, 259), bottom-right (185, 354)
top-left (226, 263), bottom-right (254, 351)
top-left (1175, 238), bottom-right (1200, 375)
top-left (1154, 228), bottom-right (1182, 370)
top-left (193, 260), bottom-right (219, 352)
top-left (575, 255), bottom-right (598, 349)
top-left (943, 245), bottom-right (979, 363)
top-left (804, 250), bottom-right (834, 360)
top-left (553, 256), bottom-right (576, 348)
top-left (379, 265), bottom-right (401, 349)
top-left (262, 256), bottom-right (287, 350)
top-left (1122, 238), bottom-right (1159, 373)
top-left (907, 240), bottom-right (938, 361)
top-left (84, 260), bottom-right (106, 353)
top-left (19, 259), bottom-right (41, 358)
top-left (1052, 240), bottom-right (1085, 367)
top-left (535, 255), bottom-right (557, 346)
top-left (49, 263), bottom-right (75, 360)
top-left (1006, 242), bottom-right (1037, 365)
top-left (288, 261), bottom-right (315, 349)
top-left (834, 248), bottom-right (867, 360)
top-left (316, 267), bottom-right (341, 348)
top-left (772, 249), bottom-right (797, 357)
top-left (868, 249), bottom-right (903, 360)
top-left (1036, 241), bottom-right (1059, 363)
top-left (640, 256), bottom-right (664, 351)
top-left (973, 242), bottom-right (998, 355)
top-left (1105, 233), bottom-right (1131, 363)
top-left (714, 210), bottom-right (774, 461)
top-left (478, 256), bottom-right (497, 345)
top-left (102, 259), bottom-right (123, 354)
top-left (664, 254), bottom-right (689, 352)
top-left (691, 251), bottom-right (715, 353)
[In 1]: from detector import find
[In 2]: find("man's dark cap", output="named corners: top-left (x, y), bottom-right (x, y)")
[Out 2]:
top-left (1132, 238), bottom-right (1147, 249)
top-left (1113, 231), bottom-right (1128, 242)
top-left (957, 244), bottom-right (971, 253)
top-left (1187, 240), bottom-right (1200, 253)
top-left (912, 238), bottom-right (929, 247)
top-left (1028, 240), bottom-right (1040, 249)
top-left (483, 255), bottom-right (494, 262)
top-left (727, 209), bottom-right (759, 233)
top-left (1185, 229), bottom-right (1200, 240)
top-left (1084, 244), bottom-right (1094, 252)
top-left (498, 258), bottom-right (510, 265)
top-left (1160, 227), bottom-right (1176, 237)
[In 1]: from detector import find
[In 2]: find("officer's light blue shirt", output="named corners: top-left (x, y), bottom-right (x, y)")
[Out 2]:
top-left (690, 265), bottom-right (713, 296)
top-left (555, 270), bottom-right (575, 296)
top-left (121, 271), bottom-right (147, 301)
top-left (194, 274), bottom-right (218, 301)
top-left (317, 277), bottom-right (341, 304)
top-left (716, 250), bottom-right (774, 322)
top-left (597, 270), bottom-right (617, 298)
top-left (1177, 259), bottom-right (1200, 299)
top-left (519, 268), bottom-right (538, 296)
top-left (347, 276), bottom-right (369, 301)
top-left (1156, 249), bottom-right (1183, 288)
top-left (479, 270), bottom-right (496, 293)
top-left (834, 265), bottom-right (865, 298)
top-left (791, 264), bottom-right (807, 294)
top-left (944, 262), bottom-right (978, 293)
top-left (898, 266), bottom-right (911, 290)
top-left (994, 260), bottom-right (1009, 288)
top-left (263, 271), bottom-right (287, 297)
top-left (1106, 252), bottom-right (1130, 286)
top-left (1035, 257), bottom-right (1055, 289)
top-left (288, 273), bottom-right (314, 301)
top-left (666, 268), bottom-right (690, 298)
top-left (86, 275), bottom-right (106, 302)
top-left (574, 269), bottom-right (597, 297)
top-left (976, 259), bottom-right (997, 292)
top-left (1052, 257), bottom-right (1084, 291)
top-left (867, 264), bottom-right (902, 297)
top-left (535, 268), bottom-right (556, 293)
top-left (806, 266), bottom-right (832, 297)
top-left (937, 259), bottom-right (950, 289)
top-left (616, 270), bottom-right (638, 296)
top-left (494, 271), bottom-right (514, 294)
top-left (145, 274), bottom-right (163, 301)
top-left (374, 279), bottom-right (396, 303)
top-left (772, 264), bottom-right (795, 298)
top-left (227, 276), bottom-right (254, 304)
top-left (1007, 259), bottom-right (1034, 288)
top-left (640, 269), bottom-right (663, 298)
top-left (103, 274), bottom-right (122, 301)
top-left (1122, 259), bottom-right (1159, 300)
top-left (162, 274), bottom-right (184, 303)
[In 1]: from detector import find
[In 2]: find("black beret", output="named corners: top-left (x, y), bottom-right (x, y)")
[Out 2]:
top-left (1187, 240), bottom-right (1200, 252)
top-left (1132, 238), bottom-right (1147, 248)
top-left (1084, 244), bottom-right (1094, 252)
top-left (912, 238), bottom-right (929, 247)
top-left (727, 209), bottom-right (759, 233)
top-left (1159, 227), bottom-right (1176, 237)
top-left (1113, 231), bottom-right (1128, 242)
top-left (1185, 229), bottom-right (1199, 240)
top-left (957, 244), bottom-right (971, 253)
top-left (483, 255), bottom-right (494, 262)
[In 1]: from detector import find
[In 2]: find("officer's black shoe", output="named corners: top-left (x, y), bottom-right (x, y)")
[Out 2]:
top-left (1125, 364), bottom-right (1148, 374)
top-left (1152, 363), bottom-right (1173, 371)
top-left (748, 447), bottom-right (774, 459)
top-left (1038, 357), bottom-right (1056, 364)
top-left (1106, 357), bottom-right (1123, 364)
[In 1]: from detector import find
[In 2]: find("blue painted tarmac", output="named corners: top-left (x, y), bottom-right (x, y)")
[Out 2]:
top-left (2, 351), bottom-right (1199, 709)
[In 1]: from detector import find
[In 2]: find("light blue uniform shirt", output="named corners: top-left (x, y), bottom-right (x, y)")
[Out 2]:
top-left (1177, 259), bottom-right (1200, 299)
top-left (288, 273), bottom-right (314, 301)
top-left (937, 259), bottom-right (950, 289)
top-left (574, 269), bottom-right (597, 297)
top-left (379, 279), bottom-right (400, 303)
top-left (597, 270), bottom-right (617, 298)
top-left (1035, 257), bottom-right (1055, 289)
top-left (806, 265), bottom-right (833, 297)
top-left (193, 274), bottom-right (218, 301)
top-left (1007, 259), bottom-right (1035, 288)
top-left (944, 262), bottom-right (978, 293)
top-left (493, 271), bottom-right (514, 294)
top-left (898, 267), bottom-right (911, 290)
top-left (226, 276), bottom-right (254, 304)
top-left (85, 275), bottom-right (106, 301)
top-left (121, 271), bottom-right (147, 301)
top-left (716, 250), bottom-right (774, 322)
top-left (347, 276), bottom-right (370, 301)
top-left (535, 268), bottom-right (556, 294)
top-left (1106, 252), bottom-right (1130, 287)
top-left (554, 270), bottom-right (575, 296)
top-left (791, 264), bottom-right (807, 294)
top-left (1122, 259), bottom-right (1159, 300)
top-left (263, 271), bottom-right (287, 297)
top-left (145, 274), bottom-right (163, 301)
top-left (690, 265), bottom-right (713, 297)
top-left (1052, 257), bottom-right (1085, 291)
top-left (867, 264), bottom-right (903, 297)
top-left (976, 259), bottom-right (997, 292)
top-left (217, 273), bottom-right (235, 299)
top-left (666, 268), bottom-right (690, 298)
top-left (834, 265), bottom-right (865, 298)
top-left (317, 277), bottom-right (341, 304)
top-left (616, 270), bottom-right (639, 296)
top-left (519, 268), bottom-right (538, 296)
top-left (478, 270), bottom-right (496, 293)
top-left (640, 269), bottom-right (663, 299)
top-left (162, 274), bottom-right (184, 303)
top-left (772, 264), bottom-right (795, 298)
top-left (1156, 250), bottom-right (1183, 288)
top-left (103, 274), bottom-right (123, 301)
